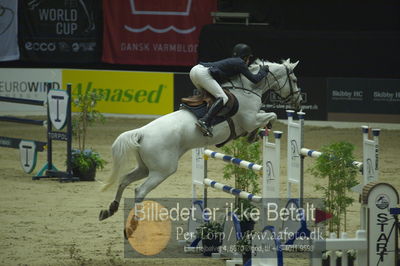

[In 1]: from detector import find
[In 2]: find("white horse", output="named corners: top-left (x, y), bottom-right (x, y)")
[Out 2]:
top-left (99, 58), bottom-right (302, 220)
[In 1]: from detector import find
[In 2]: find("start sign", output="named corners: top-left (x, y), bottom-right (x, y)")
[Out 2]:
top-left (362, 182), bottom-right (399, 265)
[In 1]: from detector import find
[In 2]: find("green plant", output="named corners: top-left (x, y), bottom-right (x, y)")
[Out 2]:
top-left (196, 221), bottom-right (224, 256)
top-left (236, 198), bottom-right (259, 223)
top-left (196, 221), bottom-right (224, 240)
top-left (309, 141), bottom-right (359, 235)
top-left (72, 89), bottom-right (105, 151)
top-left (235, 230), bottom-right (255, 266)
top-left (221, 137), bottom-right (261, 220)
top-left (71, 149), bottom-right (105, 172)
top-left (70, 89), bottom-right (106, 178)
top-left (235, 230), bottom-right (254, 254)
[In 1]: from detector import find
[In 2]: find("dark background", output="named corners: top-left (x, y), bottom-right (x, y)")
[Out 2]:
top-left (3, 0), bottom-right (399, 79)
top-left (2, 0), bottom-right (399, 121)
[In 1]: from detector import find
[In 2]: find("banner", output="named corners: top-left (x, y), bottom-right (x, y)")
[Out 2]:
top-left (327, 78), bottom-right (400, 114)
top-left (63, 69), bottom-right (174, 115)
top-left (0, 68), bottom-right (61, 115)
top-left (19, 0), bottom-right (102, 63)
top-left (102, 0), bottom-right (217, 66)
top-left (0, 0), bottom-right (19, 61)
top-left (263, 77), bottom-right (327, 121)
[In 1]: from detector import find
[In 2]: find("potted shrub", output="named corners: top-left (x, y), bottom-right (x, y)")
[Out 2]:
top-left (236, 199), bottom-right (258, 235)
top-left (196, 221), bottom-right (224, 256)
top-left (71, 89), bottom-right (106, 181)
top-left (235, 230), bottom-right (254, 265)
top-left (71, 149), bottom-right (105, 181)
top-left (309, 141), bottom-right (358, 266)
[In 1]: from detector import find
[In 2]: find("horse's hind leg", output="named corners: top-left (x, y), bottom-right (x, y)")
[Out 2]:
top-left (99, 165), bottom-right (149, 221)
top-left (134, 168), bottom-right (177, 203)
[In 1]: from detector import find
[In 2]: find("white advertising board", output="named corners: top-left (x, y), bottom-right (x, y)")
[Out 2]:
top-left (0, 68), bottom-right (62, 115)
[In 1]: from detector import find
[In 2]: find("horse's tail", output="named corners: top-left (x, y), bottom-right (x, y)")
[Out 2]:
top-left (101, 129), bottom-right (143, 192)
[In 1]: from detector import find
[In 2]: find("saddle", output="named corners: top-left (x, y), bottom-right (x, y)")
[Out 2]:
top-left (180, 89), bottom-right (240, 147)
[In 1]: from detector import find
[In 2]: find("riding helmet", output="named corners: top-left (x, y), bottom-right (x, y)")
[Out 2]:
top-left (232, 43), bottom-right (252, 59)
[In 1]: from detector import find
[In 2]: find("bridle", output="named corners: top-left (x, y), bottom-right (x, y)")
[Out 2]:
top-left (263, 63), bottom-right (301, 106)
top-left (223, 60), bottom-right (301, 106)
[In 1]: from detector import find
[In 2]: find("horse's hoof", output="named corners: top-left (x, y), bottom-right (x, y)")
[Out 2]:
top-left (124, 227), bottom-right (134, 239)
top-left (99, 210), bottom-right (109, 221)
top-left (247, 130), bottom-right (258, 143)
top-left (124, 228), bottom-right (128, 240)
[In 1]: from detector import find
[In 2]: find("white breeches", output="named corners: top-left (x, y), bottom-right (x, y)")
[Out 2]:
top-left (189, 64), bottom-right (229, 105)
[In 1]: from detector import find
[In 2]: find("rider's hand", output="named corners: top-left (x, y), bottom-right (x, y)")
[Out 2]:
top-left (260, 65), bottom-right (269, 73)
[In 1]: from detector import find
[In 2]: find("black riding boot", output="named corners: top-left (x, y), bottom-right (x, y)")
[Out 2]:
top-left (196, 97), bottom-right (224, 137)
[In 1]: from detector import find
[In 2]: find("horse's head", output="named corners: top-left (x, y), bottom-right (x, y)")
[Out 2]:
top-left (252, 58), bottom-right (302, 111)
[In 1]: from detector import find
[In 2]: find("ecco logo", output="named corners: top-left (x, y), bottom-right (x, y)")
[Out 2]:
top-left (25, 42), bottom-right (56, 52)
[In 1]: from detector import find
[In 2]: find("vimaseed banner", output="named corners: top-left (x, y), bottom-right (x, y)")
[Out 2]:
top-left (62, 69), bottom-right (174, 116)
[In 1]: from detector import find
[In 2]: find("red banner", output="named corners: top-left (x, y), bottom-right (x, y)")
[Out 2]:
top-left (102, 0), bottom-right (217, 66)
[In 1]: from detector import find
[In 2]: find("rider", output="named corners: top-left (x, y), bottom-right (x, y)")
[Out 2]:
top-left (190, 43), bottom-right (269, 137)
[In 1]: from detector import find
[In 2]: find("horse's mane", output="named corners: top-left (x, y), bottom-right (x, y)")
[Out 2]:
top-left (250, 58), bottom-right (296, 74)
top-left (251, 58), bottom-right (290, 67)
top-left (249, 58), bottom-right (285, 73)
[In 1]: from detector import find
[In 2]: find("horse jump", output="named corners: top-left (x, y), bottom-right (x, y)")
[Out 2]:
top-left (193, 110), bottom-right (380, 208)
top-left (0, 83), bottom-right (77, 181)
top-left (0, 96), bottom-right (47, 174)
top-left (283, 111), bottom-right (398, 266)
top-left (190, 111), bottom-right (396, 266)
top-left (286, 110), bottom-right (380, 201)
top-left (192, 130), bottom-right (282, 203)
top-left (189, 132), bottom-right (283, 263)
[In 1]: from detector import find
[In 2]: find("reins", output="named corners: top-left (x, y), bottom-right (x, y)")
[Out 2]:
top-left (265, 64), bottom-right (301, 106)
top-left (223, 61), bottom-right (300, 106)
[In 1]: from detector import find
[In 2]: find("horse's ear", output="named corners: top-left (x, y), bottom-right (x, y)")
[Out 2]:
top-left (291, 60), bottom-right (299, 69)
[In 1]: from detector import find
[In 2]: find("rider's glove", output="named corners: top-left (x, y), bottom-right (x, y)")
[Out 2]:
top-left (260, 65), bottom-right (269, 73)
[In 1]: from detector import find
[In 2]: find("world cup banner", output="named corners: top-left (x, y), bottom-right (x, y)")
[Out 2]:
top-left (102, 0), bottom-right (217, 66)
top-left (19, 0), bottom-right (102, 63)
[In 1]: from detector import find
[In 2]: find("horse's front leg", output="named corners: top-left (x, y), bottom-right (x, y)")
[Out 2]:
top-left (245, 111), bottom-right (277, 142)
top-left (255, 110), bottom-right (277, 128)
top-left (240, 110), bottom-right (277, 132)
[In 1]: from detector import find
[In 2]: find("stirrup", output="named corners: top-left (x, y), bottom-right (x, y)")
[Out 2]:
top-left (196, 120), bottom-right (213, 137)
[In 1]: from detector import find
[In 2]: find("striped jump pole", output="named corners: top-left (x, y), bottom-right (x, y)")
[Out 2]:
top-left (203, 178), bottom-right (262, 203)
top-left (204, 149), bottom-right (263, 172)
top-left (300, 148), bottom-right (363, 169)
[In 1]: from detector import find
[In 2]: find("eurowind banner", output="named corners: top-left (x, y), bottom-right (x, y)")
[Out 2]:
top-left (19, 0), bottom-right (102, 63)
top-left (102, 0), bottom-right (217, 66)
